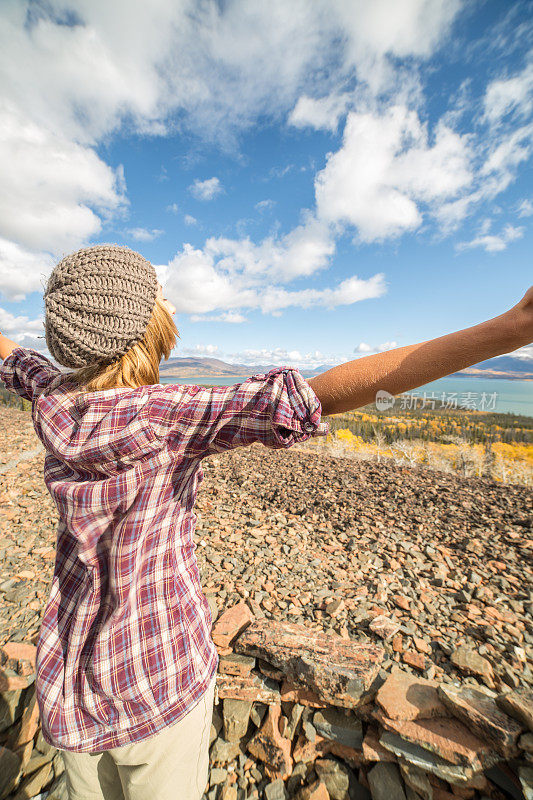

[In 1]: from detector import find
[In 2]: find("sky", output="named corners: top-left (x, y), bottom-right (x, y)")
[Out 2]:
top-left (1, 0), bottom-right (532, 372)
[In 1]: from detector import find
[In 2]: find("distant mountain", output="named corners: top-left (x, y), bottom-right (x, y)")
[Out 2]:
top-left (159, 354), bottom-right (532, 381)
top-left (159, 357), bottom-right (284, 378)
top-left (448, 355), bottom-right (533, 380)
top-left (159, 356), bottom-right (340, 379)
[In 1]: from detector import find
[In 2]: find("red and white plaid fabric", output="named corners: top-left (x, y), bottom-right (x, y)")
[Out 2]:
top-left (0, 347), bottom-right (329, 753)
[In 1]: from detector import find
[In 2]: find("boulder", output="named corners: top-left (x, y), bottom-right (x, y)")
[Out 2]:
top-left (218, 653), bottom-right (256, 677)
top-left (368, 616), bottom-right (401, 641)
top-left (235, 619), bottom-right (384, 708)
top-left (296, 780), bottom-right (330, 800)
top-left (264, 777), bottom-right (288, 800)
top-left (379, 732), bottom-right (481, 785)
top-left (0, 745), bottom-right (21, 799)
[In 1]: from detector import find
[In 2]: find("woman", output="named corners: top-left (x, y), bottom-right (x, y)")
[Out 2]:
top-left (0, 244), bottom-right (531, 799)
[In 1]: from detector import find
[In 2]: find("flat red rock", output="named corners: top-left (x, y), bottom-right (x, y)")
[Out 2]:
top-left (212, 601), bottom-right (253, 648)
top-left (216, 671), bottom-right (280, 703)
top-left (374, 709), bottom-right (498, 771)
top-left (234, 619), bottom-right (384, 708)
top-left (376, 670), bottom-right (447, 721)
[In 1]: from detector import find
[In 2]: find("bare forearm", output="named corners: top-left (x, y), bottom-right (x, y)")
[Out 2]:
top-left (308, 308), bottom-right (528, 417)
top-left (0, 333), bottom-right (19, 361)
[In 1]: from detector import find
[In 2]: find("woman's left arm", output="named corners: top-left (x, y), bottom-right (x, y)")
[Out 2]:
top-left (307, 286), bottom-right (533, 417)
top-left (0, 332), bottom-right (20, 361)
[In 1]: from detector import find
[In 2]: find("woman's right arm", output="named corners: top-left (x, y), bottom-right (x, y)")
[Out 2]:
top-left (307, 286), bottom-right (533, 417)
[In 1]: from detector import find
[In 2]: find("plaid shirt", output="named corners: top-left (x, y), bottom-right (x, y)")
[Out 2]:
top-left (0, 347), bottom-right (329, 753)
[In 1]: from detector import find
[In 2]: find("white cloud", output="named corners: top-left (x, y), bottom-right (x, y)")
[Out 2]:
top-left (314, 105), bottom-right (472, 242)
top-left (1, 0), bottom-right (464, 148)
top-left (483, 62), bottom-right (533, 124)
top-left (353, 340), bottom-right (398, 355)
top-left (0, 100), bottom-right (126, 254)
top-left (126, 227), bottom-right (164, 241)
top-left (221, 347), bottom-right (334, 370)
top-left (288, 93), bottom-right (352, 132)
top-left (189, 177), bottom-right (224, 201)
top-left (0, 305), bottom-right (43, 333)
top-left (189, 311), bottom-right (247, 323)
top-left (434, 123), bottom-right (533, 231)
top-left (255, 199), bottom-right (276, 212)
top-left (509, 343), bottom-right (533, 361)
top-left (180, 344), bottom-right (220, 356)
top-left (204, 212), bottom-right (335, 283)
top-left (166, 203), bottom-right (179, 214)
top-left (517, 199), bottom-right (533, 217)
top-left (255, 273), bottom-right (387, 314)
top-left (456, 223), bottom-right (524, 253)
top-left (0, 304), bottom-right (44, 347)
top-left (0, 239), bottom-right (54, 301)
top-left (160, 222), bottom-right (386, 316)
top-left (336, 0), bottom-right (461, 62)
top-left (480, 124), bottom-right (533, 197)
top-left (184, 214), bottom-right (198, 226)
top-left (267, 164), bottom-right (295, 180)
top-left (161, 244), bottom-right (257, 315)
top-left (6, 0), bottom-right (532, 322)
top-left (434, 196), bottom-right (474, 232)
top-left (0, 0), bottom-right (466, 276)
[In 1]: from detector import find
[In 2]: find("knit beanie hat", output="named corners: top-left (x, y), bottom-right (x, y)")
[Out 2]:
top-left (44, 244), bottom-right (158, 369)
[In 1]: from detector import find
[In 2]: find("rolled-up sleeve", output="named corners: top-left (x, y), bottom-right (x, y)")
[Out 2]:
top-left (0, 347), bottom-right (61, 403)
top-left (147, 366), bottom-right (329, 459)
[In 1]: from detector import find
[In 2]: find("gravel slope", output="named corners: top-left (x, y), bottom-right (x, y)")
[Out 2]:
top-left (0, 405), bottom-right (531, 692)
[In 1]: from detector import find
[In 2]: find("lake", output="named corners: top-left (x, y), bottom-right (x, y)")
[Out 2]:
top-left (159, 374), bottom-right (533, 418)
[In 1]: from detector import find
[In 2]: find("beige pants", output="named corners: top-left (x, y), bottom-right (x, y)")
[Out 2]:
top-left (61, 675), bottom-right (216, 800)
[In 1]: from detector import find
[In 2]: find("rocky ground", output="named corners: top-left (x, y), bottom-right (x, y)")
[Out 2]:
top-left (0, 404), bottom-right (531, 694)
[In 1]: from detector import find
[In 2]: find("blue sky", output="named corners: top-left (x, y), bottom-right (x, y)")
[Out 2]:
top-left (0, 0), bottom-right (532, 370)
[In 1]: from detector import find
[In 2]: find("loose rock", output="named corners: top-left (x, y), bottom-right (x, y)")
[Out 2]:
top-left (450, 647), bottom-right (495, 688)
top-left (368, 616), bottom-right (401, 641)
top-left (312, 709), bottom-right (363, 749)
top-left (247, 704), bottom-right (293, 779)
top-left (496, 690), bottom-right (533, 733)
top-left (367, 762), bottom-right (407, 800)
top-left (222, 698), bottom-right (252, 742)
top-left (212, 602), bottom-right (253, 649)
top-left (438, 684), bottom-right (522, 758)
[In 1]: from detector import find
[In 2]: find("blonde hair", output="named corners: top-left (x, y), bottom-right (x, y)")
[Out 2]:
top-left (65, 295), bottom-right (180, 393)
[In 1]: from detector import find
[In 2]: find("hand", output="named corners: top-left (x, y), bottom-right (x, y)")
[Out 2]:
top-left (508, 286), bottom-right (533, 347)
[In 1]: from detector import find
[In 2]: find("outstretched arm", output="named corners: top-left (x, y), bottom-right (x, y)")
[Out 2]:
top-left (308, 286), bottom-right (533, 417)
top-left (0, 332), bottom-right (20, 361)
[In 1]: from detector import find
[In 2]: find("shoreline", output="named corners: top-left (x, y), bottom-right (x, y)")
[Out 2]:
top-left (159, 372), bottom-right (533, 382)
